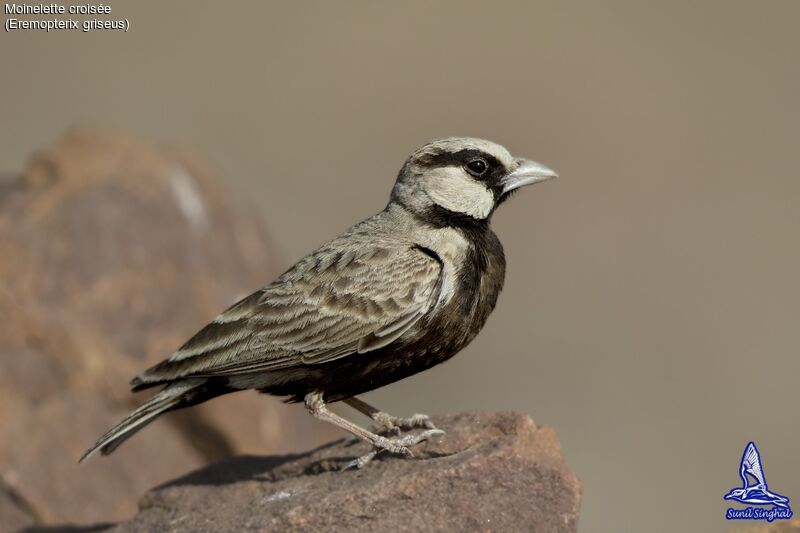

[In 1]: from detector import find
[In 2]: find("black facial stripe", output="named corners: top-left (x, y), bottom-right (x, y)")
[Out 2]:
top-left (416, 149), bottom-right (504, 172)
top-left (415, 204), bottom-right (490, 237)
top-left (416, 149), bottom-right (508, 201)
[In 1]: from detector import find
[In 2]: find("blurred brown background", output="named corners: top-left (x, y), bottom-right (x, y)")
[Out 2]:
top-left (1, 1), bottom-right (798, 532)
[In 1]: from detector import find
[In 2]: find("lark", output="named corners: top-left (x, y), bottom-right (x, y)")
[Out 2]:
top-left (82, 138), bottom-right (556, 468)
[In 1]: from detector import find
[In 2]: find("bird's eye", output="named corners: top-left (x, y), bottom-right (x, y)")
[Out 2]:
top-left (465, 158), bottom-right (488, 177)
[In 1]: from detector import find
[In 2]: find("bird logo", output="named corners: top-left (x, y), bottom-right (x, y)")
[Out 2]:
top-left (724, 442), bottom-right (793, 523)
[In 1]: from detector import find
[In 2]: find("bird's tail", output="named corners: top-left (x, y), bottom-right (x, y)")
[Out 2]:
top-left (79, 378), bottom-right (208, 462)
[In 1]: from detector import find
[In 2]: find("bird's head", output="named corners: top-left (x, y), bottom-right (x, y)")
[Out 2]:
top-left (391, 137), bottom-right (557, 221)
top-left (724, 488), bottom-right (747, 501)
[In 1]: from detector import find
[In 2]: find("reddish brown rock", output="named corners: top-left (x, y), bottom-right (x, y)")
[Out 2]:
top-left (108, 411), bottom-right (581, 533)
top-left (0, 129), bottom-right (335, 528)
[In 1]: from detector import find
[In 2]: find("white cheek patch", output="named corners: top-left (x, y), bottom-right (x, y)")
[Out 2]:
top-left (423, 169), bottom-right (495, 219)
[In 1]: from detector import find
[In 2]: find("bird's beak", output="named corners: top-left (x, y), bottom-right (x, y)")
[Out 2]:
top-left (500, 158), bottom-right (558, 194)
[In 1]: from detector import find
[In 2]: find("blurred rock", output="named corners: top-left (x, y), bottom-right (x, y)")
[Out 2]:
top-left (0, 129), bottom-right (335, 528)
top-left (105, 411), bottom-right (580, 533)
top-left (0, 477), bottom-right (38, 532)
top-left (731, 520), bottom-right (800, 533)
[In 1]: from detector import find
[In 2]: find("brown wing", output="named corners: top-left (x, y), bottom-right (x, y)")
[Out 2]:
top-left (132, 238), bottom-right (442, 388)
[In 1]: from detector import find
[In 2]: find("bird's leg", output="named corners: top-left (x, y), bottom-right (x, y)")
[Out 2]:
top-left (343, 396), bottom-right (438, 434)
top-left (304, 392), bottom-right (442, 469)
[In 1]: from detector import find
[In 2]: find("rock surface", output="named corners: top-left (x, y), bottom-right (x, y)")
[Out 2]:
top-left (0, 129), bottom-right (335, 528)
top-left (107, 411), bottom-right (581, 533)
top-left (731, 521), bottom-right (800, 533)
top-left (0, 477), bottom-right (38, 532)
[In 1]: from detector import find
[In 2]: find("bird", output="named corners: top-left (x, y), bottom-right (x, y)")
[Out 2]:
top-left (80, 137), bottom-right (557, 468)
top-left (724, 442), bottom-right (790, 508)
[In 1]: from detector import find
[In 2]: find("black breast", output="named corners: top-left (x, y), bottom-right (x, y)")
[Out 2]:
top-left (415, 213), bottom-right (507, 363)
top-left (287, 208), bottom-right (506, 402)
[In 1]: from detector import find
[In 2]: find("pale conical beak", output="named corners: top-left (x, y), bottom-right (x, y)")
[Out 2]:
top-left (501, 158), bottom-right (558, 194)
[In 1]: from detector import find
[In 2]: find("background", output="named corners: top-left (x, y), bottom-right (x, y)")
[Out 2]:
top-left (2, 1), bottom-right (798, 531)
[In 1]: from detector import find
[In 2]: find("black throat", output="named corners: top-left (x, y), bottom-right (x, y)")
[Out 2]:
top-left (411, 205), bottom-right (504, 314)
top-left (393, 201), bottom-right (504, 281)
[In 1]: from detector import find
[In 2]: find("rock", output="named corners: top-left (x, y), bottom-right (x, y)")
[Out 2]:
top-left (0, 129), bottom-right (335, 528)
top-left (0, 477), bottom-right (38, 532)
top-left (106, 411), bottom-right (581, 533)
top-left (730, 520), bottom-right (800, 533)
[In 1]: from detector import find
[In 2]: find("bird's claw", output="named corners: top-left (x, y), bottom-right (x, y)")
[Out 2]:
top-left (344, 450), bottom-right (378, 470)
top-left (343, 428), bottom-right (445, 470)
top-left (372, 412), bottom-right (439, 434)
top-left (390, 428), bottom-right (444, 447)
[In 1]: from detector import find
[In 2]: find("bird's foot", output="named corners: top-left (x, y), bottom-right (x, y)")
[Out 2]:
top-left (344, 428), bottom-right (444, 470)
top-left (372, 411), bottom-right (439, 435)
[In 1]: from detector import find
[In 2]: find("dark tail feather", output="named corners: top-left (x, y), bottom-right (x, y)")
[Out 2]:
top-left (79, 379), bottom-right (207, 462)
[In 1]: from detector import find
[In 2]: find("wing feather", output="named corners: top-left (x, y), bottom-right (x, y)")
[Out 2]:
top-left (742, 442), bottom-right (765, 485)
top-left (133, 236), bottom-right (442, 387)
